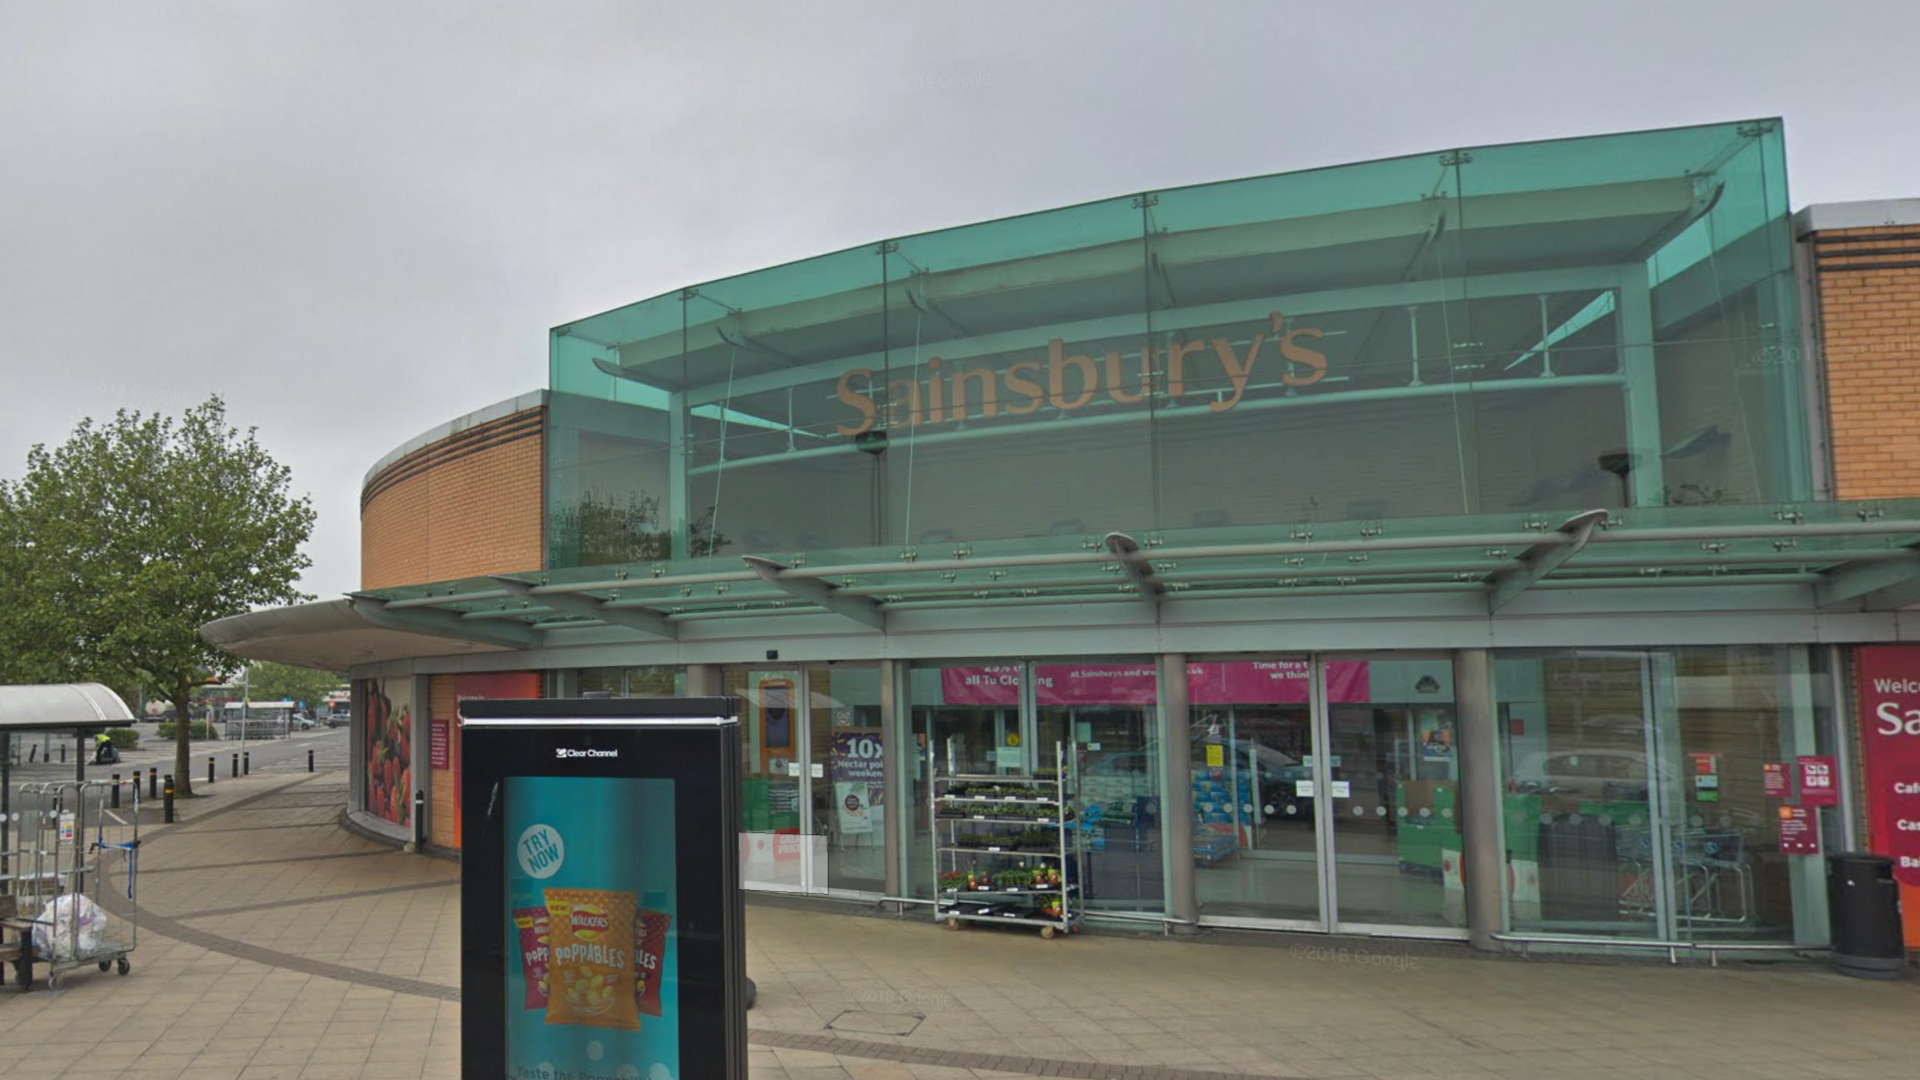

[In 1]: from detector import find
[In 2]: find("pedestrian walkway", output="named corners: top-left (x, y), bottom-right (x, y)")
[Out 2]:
top-left (1, 767), bottom-right (1916, 1080)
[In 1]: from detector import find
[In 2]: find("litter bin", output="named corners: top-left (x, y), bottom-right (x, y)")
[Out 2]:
top-left (1827, 853), bottom-right (1905, 979)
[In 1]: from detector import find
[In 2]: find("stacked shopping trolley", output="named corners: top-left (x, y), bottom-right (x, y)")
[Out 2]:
top-left (0, 780), bottom-right (139, 990)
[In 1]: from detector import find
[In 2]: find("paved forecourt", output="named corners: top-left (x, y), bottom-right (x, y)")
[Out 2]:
top-left (1, 765), bottom-right (1917, 1080)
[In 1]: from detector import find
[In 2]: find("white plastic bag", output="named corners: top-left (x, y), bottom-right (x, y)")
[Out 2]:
top-left (32, 894), bottom-right (110, 960)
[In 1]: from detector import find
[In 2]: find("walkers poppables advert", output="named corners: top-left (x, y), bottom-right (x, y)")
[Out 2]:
top-left (504, 776), bottom-right (679, 1080)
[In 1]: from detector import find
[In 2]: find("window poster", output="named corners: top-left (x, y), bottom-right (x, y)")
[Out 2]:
top-left (505, 776), bottom-right (678, 1080)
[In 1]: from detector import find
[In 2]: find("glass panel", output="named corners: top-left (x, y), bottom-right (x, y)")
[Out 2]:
top-left (1667, 646), bottom-right (1826, 942)
top-left (1497, 646), bottom-right (1827, 942)
top-left (1324, 657), bottom-right (1465, 929)
top-left (808, 665), bottom-right (885, 895)
top-left (1496, 652), bottom-right (1661, 937)
top-left (907, 662), bottom-right (1025, 902)
top-left (1034, 660), bottom-right (1163, 915)
top-left (727, 669), bottom-right (806, 891)
top-left (574, 667), bottom-right (684, 697)
top-left (1187, 659), bottom-right (1320, 923)
top-left (551, 120), bottom-right (1805, 571)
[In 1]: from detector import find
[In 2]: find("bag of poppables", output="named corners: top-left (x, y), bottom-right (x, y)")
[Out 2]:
top-left (513, 907), bottom-right (551, 1010)
top-left (544, 889), bottom-right (641, 1031)
top-left (632, 909), bottom-right (671, 1017)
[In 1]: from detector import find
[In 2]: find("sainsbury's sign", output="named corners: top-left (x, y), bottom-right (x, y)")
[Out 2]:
top-left (835, 311), bottom-right (1327, 436)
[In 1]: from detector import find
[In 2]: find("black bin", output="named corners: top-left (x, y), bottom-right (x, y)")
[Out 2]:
top-left (1826, 853), bottom-right (1905, 979)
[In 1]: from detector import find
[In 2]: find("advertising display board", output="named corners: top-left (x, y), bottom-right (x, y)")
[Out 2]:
top-left (461, 697), bottom-right (745, 1080)
top-left (364, 677), bottom-right (413, 827)
top-left (1856, 646), bottom-right (1920, 951)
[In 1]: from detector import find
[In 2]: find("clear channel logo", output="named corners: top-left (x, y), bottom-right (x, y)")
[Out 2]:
top-left (555, 746), bottom-right (621, 759)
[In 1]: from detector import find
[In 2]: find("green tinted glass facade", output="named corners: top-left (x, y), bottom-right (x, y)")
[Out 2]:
top-left (547, 120), bottom-right (1803, 569)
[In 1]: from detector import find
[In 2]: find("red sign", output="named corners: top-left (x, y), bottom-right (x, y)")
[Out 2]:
top-left (1762, 763), bottom-right (1789, 800)
top-left (938, 661), bottom-right (1371, 707)
top-left (1855, 646), bottom-right (1920, 887)
top-left (1778, 805), bottom-right (1820, 856)
top-left (1797, 755), bottom-right (1839, 808)
top-left (429, 718), bottom-right (450, 770)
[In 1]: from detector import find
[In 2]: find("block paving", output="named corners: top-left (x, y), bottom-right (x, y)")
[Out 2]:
top-left (1, 768), bottom-right (1916, 1080)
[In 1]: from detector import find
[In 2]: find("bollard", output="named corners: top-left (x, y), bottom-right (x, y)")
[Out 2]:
top-left (111, 774), bottom-right (121, 809)
top-left (208, 756), bottom-right (215, 785)
top-left (149, 768), bottom-right (158, 801)
top-left (59, 744), bottom-right (66, 764)
top-left (243, 751), bottom-right (251, 775)
top-left (307, 749), bottom-right (314, 773)
top-left (413, 789), bottom-right (426, 852)
top-left (231, 752), bottom-right (239, 778)
top-left (163, 775), bottom-right (175, 824)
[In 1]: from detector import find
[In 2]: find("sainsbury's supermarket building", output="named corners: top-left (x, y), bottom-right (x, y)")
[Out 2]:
top-left (207, 119), bottom-right (1920, 958)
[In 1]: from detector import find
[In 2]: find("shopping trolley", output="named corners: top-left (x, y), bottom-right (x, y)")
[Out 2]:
top-left (5, 781), bottom-right (140, 990)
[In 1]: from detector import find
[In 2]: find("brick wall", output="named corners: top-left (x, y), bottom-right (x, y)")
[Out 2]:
top-left (1810, 226), bottom-right (1920, 499)
top-left (428, 675), bottom-right (458, 849)
top-left (361, 407), bottom-right (545, 590)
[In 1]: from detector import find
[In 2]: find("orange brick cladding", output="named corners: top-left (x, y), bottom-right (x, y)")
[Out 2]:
top-left (361, 407), bottom-right (545, 590)
top-left (1812, 226), bottom-right (1920, 499)
top-left (428, 675), bottom-right (458, 848)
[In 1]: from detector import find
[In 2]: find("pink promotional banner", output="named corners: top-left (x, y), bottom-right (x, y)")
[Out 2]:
top-left (939, 661), bottom-right (1370, 707)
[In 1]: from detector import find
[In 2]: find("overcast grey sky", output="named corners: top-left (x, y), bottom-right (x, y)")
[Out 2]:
top-left (3, 0), bottom-right (1916, 602)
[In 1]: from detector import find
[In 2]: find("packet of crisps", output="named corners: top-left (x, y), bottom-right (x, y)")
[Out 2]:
top-left (513, 907), bottom-right (551, 1010)
top-left (632, 909), bottom-right (671, 1017)
top-left (544, 889), bottom-right (641, 1031)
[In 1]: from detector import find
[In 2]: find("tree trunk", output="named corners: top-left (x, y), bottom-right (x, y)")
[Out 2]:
top-left (171, 680), bottom-right (195, 797)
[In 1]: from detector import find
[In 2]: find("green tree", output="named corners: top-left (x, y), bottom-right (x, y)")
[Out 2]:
top-left (0, 396), bottom-right (314, 794)
top-left (242, 660), bottom-right (343, 708)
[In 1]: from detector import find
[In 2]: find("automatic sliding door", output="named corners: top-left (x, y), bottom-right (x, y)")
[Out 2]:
top-left (1321, 655), bottom-right (1466, 932)
top-left (1188, 659), bottom-right (1324, 927)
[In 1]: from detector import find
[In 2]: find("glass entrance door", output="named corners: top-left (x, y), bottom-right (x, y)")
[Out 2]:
top-left (1189, 655), bottom-right (1465, 934)
top-left (1320, 655), bottom-right (1465, 933)
top-left (731, 666), bottom-right (887, 897)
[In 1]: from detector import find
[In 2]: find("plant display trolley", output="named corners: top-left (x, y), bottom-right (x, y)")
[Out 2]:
top-left (930, 742), bottom-right (1079, 939)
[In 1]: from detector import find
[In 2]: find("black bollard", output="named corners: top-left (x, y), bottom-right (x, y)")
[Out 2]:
top-left (149, 768), bottom-right (158, 801)
top-left (163, 775), bottom-right (175, 823)
top-left (413, 789), bottom-right (426, 852)
top-left (208, 756), bottom-right (215, 785)
top-left (231, 752), bottom-right (239, 778)
top-left (243, 751), bottom-right (250, 775)
top-left (308, 749), bottom-right (314, 773)
top-left (111, 774), bottom-right (121, 808)
top-left (59, 744), bottom-right (66, 764)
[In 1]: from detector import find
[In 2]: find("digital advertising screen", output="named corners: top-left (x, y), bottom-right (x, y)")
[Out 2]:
top-left (461, 698), bottom-right (744, 1080)
top-left (505, 776), bottom-right (678, 1080)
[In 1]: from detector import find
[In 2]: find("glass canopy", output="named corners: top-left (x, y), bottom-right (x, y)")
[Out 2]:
top-left (547, 119), bottom-right (1805, 572)
top-left (356, 500), bottom-right (1920, 641)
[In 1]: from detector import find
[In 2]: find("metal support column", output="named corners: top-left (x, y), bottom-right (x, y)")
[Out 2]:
top-left (1455, 649), bottom-right (1505, 951)
top-left (1616, 273), bottom-right (1666, 506)
top-left (879, 659), bottom-right (904, 909)
top-left (1828, 645), bottom-right (1860, 852)
top-left (1159, 653), bottom-right (1197, 931)
top-left (669, 390), bottom-right (691, 560)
